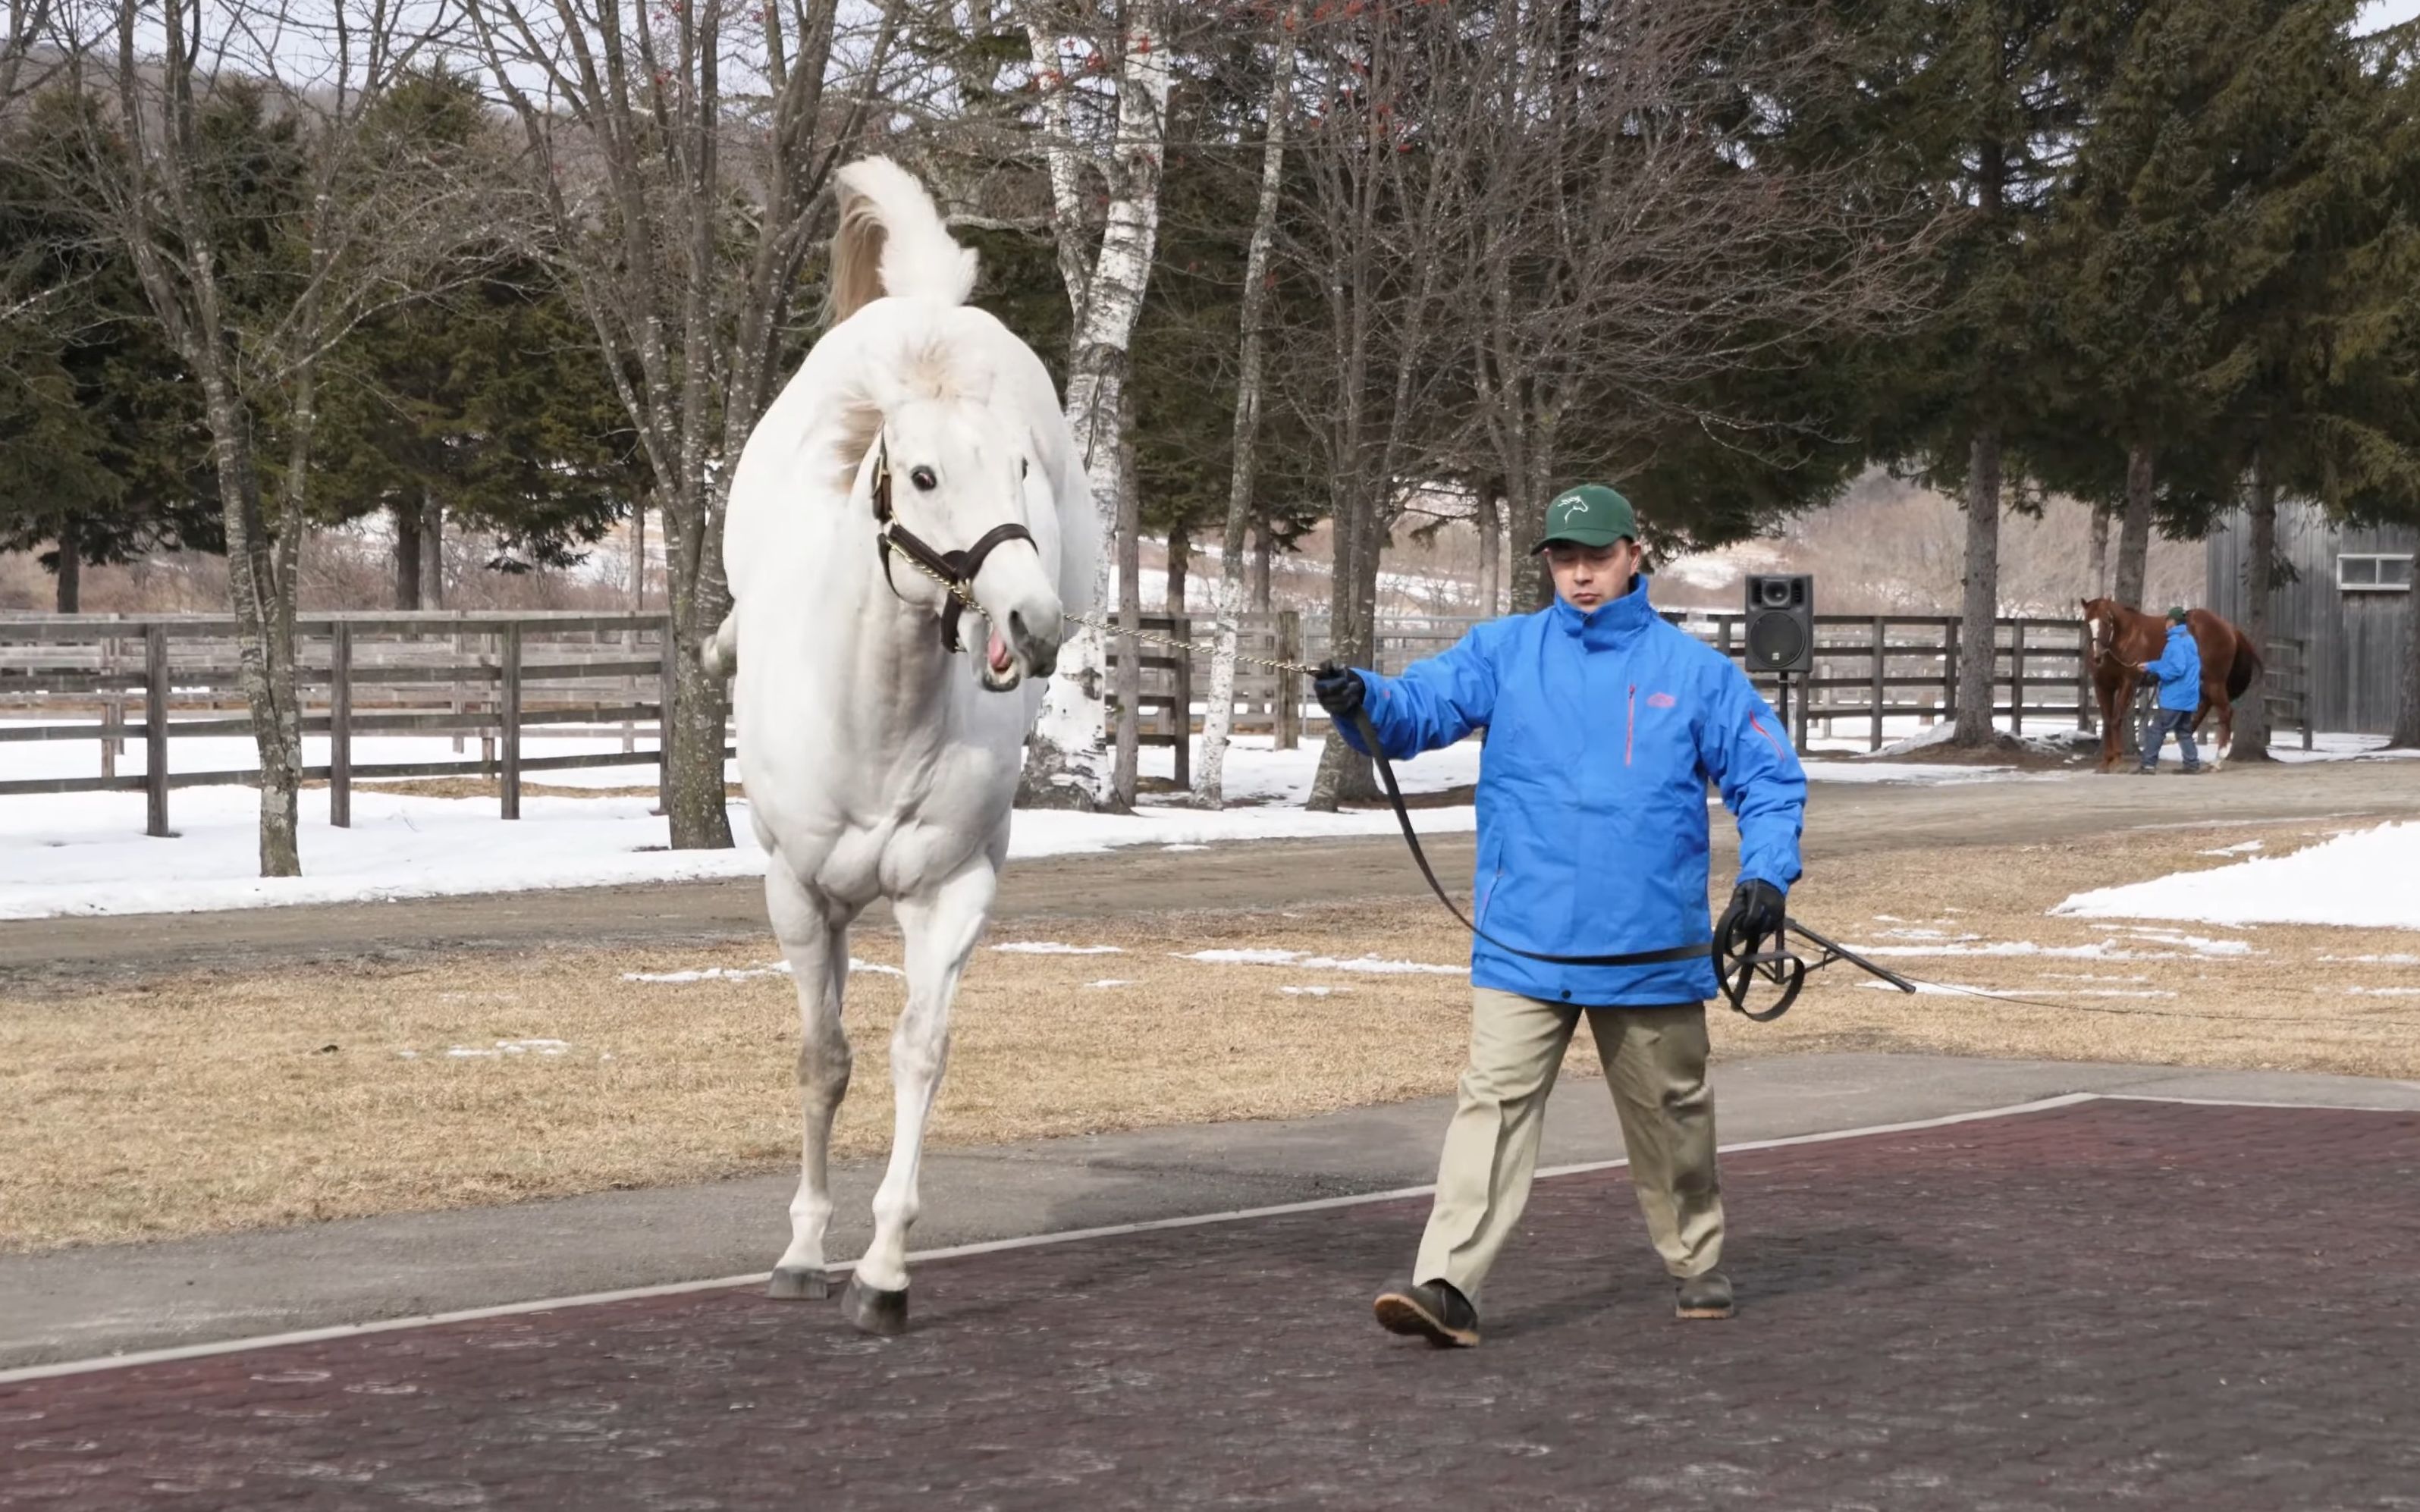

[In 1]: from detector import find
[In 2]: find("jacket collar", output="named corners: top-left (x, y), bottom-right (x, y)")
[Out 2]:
top-left (1550, 572), bottom-right (1656, 650)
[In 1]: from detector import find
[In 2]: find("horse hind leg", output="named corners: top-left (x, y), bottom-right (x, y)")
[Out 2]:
top-left (843, 854), bottom-right (1000, 1335)
top-left (767, 864), bottom-right (852, 1300)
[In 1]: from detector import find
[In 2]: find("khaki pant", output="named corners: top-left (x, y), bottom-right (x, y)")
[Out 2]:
top-left (1413, 988), bottom-right (1723, 1302)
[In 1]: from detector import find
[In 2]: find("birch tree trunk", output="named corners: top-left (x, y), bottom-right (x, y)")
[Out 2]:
top-left (2113, 438), bottom-right (2155, 607)
top-left (1195, 6), bottom-right (1297, 808)
top-left (2233, 453), bottom-right (2278, 761)
top-left (1113, 408), bottom-right (1141, 805)
top-left (1953, 426), bottom-right (2004, 745)
top-left (1018, 0), bottom-right (1172, 811)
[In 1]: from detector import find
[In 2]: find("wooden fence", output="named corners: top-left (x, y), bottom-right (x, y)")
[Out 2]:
top-left (0, 612), bottom-right (692, 833)
top-left (4, 608), bottom-right (2316, 828)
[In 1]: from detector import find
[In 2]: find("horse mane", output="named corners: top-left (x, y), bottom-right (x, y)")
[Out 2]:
top-left (826, 156), bottom-right (979, 327)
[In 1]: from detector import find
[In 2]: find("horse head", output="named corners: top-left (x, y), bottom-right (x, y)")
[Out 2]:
top-left (859, 393), bottom-right (1065, 692)
top-left (2080, 596), bottom-right (2115, 663)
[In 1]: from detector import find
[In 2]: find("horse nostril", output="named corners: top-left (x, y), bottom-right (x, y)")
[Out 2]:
top-left (1008, 611), bottom-right (1028, 650)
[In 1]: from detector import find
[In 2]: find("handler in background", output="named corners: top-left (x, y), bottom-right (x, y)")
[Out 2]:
top-left (2135, 607), bottom-right (2208, 775)
top-left (1314, 485), bottom-right (1806, 1347)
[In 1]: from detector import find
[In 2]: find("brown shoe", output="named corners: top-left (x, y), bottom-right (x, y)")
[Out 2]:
top-left (1675, 1271), bottom-right (1735, 1319)
top-left (1373, 1279), bottom-right (1480, 1347)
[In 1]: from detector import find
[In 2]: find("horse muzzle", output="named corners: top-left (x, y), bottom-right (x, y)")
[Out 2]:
top-left (975, 607), bottom-right (1061, 692)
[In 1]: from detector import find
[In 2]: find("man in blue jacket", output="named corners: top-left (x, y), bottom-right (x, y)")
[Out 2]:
top-left (1314, 484), bottom-right (1805, 1347)
top-left (2135, 608), bottom-right (2207, 775)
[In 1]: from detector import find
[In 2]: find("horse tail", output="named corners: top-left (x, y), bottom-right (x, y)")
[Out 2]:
top-left (2227, 631), bottom-right (2261, 701)
top-left (700, 612), bottom-right (738, 682)
top-left (827, 156), bottom-right (978, 325)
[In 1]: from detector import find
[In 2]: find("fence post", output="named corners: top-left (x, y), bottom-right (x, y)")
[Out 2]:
top-left (1276, 608), bottom-right (1301, 751)
top-left (1171, 615), bottom-right (1193, 790)
top-left (2076, 623), bottom-right (2095, 733)
top-left (1941, 618), bottom-right (1960, 724)
top-left (658, 614), bottom-right (676, 813)
top-left (101, 635), bottom-right (121, 781)
top-left (501, 621), bottom-right (523, 820)
top-left (145, 625), bottom-right (171, 837)
top-left (330, 621), bottom-right (353, 829)
top-left (2009, 620), bottom-right (2026, 736)
top-left (1869, 617), bottom-right (1886, 751)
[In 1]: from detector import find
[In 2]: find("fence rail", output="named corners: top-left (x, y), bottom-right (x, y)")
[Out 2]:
top-left (6, 607), bottom-right (2315, 828)
top-left (1, 611), bottom-right (691, 831)
top-left (1106, 610), bottom-right (2155, 760)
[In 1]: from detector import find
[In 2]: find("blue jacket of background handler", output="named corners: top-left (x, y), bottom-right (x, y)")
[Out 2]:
top-left (1335, 574), bottom-right (1806, 1007)
top-left (2143, 623), bottom-right (2204, 712)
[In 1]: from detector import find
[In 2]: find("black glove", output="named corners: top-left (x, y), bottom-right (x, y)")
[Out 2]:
top-left (1717, 879), bottom-right (1787, 949)
top-left (1313, 660), bottom-right (1365, 721)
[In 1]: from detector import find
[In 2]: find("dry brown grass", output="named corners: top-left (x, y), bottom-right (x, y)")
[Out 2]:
top-left (4, 817), bottom-right (2413, 1253)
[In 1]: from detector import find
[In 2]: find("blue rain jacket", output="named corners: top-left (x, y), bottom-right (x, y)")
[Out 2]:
top-left (1336, 576), bottom-right (1806, 1007)
top-left (2143, 623), bottom-right (2203, 712)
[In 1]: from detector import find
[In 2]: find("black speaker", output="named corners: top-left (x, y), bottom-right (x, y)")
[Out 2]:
top-left (1743, 574), bottom-right (1814, 675)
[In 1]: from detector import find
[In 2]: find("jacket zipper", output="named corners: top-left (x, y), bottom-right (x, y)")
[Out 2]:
top-left (1625, 683), bottom-right (1637, 767)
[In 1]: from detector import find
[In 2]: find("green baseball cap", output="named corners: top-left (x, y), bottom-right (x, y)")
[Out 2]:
top-left (1530, 484), bottom-right (1637, 552)
top-left (2166, 606), bottom-right (2189, 623)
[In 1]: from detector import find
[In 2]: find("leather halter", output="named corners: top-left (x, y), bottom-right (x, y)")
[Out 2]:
top-left (868, 434), bottom-right (1038, 654)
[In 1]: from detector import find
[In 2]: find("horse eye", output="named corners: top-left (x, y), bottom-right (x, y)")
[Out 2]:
top-left (909, 466), bottom-right (937, 491)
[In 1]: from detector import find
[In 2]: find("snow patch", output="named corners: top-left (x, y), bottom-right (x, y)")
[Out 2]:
top-left (1279, 984), bottom-right (1355, 996)
top-left (442, 1038), bottom-right (570, 1059)
top-left (990, 942), bottom-right (1124, 955)
top-left (2054, 821), bottom-right (2420, 930)
top-left (1178, 948), bottom-right (1462, 975)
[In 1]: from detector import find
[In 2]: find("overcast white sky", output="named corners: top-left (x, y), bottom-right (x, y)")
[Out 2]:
top-left (2358, 0), bottom-right (2420, 33)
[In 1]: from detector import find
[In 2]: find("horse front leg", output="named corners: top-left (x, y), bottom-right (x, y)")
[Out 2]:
top-left (841, 853), bottom-right (1000, 1335)
top-left (767, 863), bottom-right (852, 1300)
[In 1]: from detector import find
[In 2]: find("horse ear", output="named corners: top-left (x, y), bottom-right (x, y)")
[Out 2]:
top-left (830, 397), bottom-right (885, 497)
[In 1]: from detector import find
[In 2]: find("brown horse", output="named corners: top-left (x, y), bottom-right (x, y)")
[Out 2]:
top-left (2080, 598), bottom-right (2263, 771)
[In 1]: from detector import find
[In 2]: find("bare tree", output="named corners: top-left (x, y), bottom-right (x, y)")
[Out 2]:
top-left (1458, 0), bottom-right (1931, 614)
top-left (1011, 0), bottom-right (1171, 811)
top-left (1281, 5), bottom-right (1475, 811)
top-left (461, 0), bottom-right (902, 848)
top-left (2, 0), bottom-right (55, 111)
top-left (54, 0), bottom-right (485, 875)
top-left (1192, 2), bottom-right (1298, 811)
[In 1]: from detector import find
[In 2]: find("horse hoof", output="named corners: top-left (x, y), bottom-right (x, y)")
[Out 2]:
top-left (768, 1266), bottom-right (833, 1300)
top-left (840, 1275), bottom-right (909, 1335)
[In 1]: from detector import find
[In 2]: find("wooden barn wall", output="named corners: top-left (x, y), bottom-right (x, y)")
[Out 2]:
top-left (2205, 502), bottom-right (2415, 735)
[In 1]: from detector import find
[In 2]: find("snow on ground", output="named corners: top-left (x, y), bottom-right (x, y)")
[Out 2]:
top-left (0, 736), bottom-right (1482, 921)
top-left (2272, 732), bottom-right (2419, 764)
top-left (1176, 948), bottom-right (1464, 975)
top-left (2053, 820), bottom-right (2420, 931)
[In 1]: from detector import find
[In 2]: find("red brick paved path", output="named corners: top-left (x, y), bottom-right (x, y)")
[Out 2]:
top-left (8, 1099), bottom-right (2418, 1510)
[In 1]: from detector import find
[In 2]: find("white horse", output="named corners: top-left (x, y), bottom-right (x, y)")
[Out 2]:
top-left (717, 157), bottom-right (1097, 1335)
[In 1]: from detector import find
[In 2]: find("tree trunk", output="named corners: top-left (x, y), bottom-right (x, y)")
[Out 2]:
top-left (1514, 422), bottom-right (1558, 611)
top-left (2086, 498), bottom-right (2111, 599)
top-left (1018, 0), bottom-right (1171, 812)
top-left (1307, 483), bottom-right (1383, 811)
top-left (1251, 510), bottom-right (1273, 610)
top-left (2114, 438), bottom-right (2155, 607)
top-left (1476, 485), bottom-right (1502, 615)
top-left (630, 500), bottom-right (646, 610)
top-left (394, 498), bottom-right (422, 610)
top-left (2233, 454), bottom-right (2278, 761)
top-left (419, 491), bottom-right (444, 609)
top-left (1194, 10), bottom-right (1295, 808)
top-left (55, 534), bottom-right (80, 613)
top-left (1165, 519), bottom-right (1188, 614)
top-left (1954, 426), bottom-right (2004, 746)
